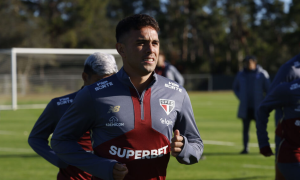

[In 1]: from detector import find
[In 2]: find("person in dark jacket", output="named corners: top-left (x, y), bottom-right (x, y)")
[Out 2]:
top-left (155, 52), bottom-right (184, 86)
top-left (233, 55), bottom-right (271, 154)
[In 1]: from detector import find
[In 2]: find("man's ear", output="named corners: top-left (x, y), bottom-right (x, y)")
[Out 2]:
top-left (116, 42), bottom-right (126, 59)
top-left (82, 72), bottom-right (89, 84)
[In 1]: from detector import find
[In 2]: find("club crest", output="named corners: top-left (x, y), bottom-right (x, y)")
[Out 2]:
top-left (159, 99), bottom-right (175, 115)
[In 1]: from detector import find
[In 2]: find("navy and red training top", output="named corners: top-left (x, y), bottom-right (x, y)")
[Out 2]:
top-left (28, 90), bottom-right (93, 180)
top-left (256, 78), bottom-right (300, 163)
top-left (51, 68), bottom-right (203, 180)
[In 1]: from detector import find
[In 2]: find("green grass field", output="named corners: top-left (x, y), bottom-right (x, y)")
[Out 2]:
top-left (0, 92), bottom-right (276, 180)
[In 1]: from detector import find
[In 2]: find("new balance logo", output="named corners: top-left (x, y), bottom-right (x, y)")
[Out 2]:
top-left (106, 116), bottom-right (124, 127)
top-left (107, 106), bottom-right (120, 113)
top-left (290, 83), bottom-right (300, 90)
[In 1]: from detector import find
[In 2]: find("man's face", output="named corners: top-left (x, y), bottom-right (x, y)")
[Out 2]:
top-left (118, 26), bottom-right (159, 76)
top-left (248, 59), bottom-right (257, 70)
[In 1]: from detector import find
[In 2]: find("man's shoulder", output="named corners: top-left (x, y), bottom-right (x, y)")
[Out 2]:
top-left (281, 54), bottom-right (300, 68)
top-left (51, 91), bottom-right (79, 107)
top-left (155, 74), bottom-right (186, 94)
top-left (86, 74), bottom-right (119, 94)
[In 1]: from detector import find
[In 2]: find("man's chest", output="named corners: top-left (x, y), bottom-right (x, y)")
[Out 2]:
top-left (92, 89), bottom-right (183, 141)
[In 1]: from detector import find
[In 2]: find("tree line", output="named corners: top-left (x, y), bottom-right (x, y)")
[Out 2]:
top-left (1, 0), bottom-right (300, 75)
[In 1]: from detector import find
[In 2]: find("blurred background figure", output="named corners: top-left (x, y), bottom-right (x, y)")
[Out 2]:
top-left (155, 51), bottom-right (184, 86)
top-left (233, 55), bottom-right (271, 154)
top-left (262, 53), bottom-right (300, 180)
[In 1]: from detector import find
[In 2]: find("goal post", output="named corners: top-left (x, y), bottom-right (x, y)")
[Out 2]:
top-left (0, 48), bottom-right (121, 110)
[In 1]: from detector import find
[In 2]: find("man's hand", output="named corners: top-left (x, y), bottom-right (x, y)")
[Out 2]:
top-left (171, 129), bottom-right (184, 157)
top-left (113, 163), bottom-right (128, 180)
top-left (260, 146), bottom-right (274, 157)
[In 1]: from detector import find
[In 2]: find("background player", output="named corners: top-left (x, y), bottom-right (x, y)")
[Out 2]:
top-left (265, 53), bottom-right (300, 179)
top-left (233, 55), bottom-right (270, 154)
top-left (51, 14), bottom-right (203, 180)
top-left (155, 51), bottom-right (184, 86)
top-left (256, 78), bottom-right (300, 180)
top-left (28, 52), bottom-right (118, 180)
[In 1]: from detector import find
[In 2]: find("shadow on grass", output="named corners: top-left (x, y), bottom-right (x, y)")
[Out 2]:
top-left (203, 152), bottom-right (260, 156)
top-left (168, 176), bottom-right (270, 180)
top-left (0, 154), bottom-right (40, 158)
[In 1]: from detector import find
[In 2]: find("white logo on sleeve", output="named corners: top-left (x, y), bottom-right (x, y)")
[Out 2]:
top-left (95, 81), bottom-right (113, 91)
top-left (165, 82), bottom-right (182, 92)
top-left (57, 97), bottom-right (73, 106)
top-left (159, 99), bottom-right (175, 115)
top-left (106, 116), bottom-right (124, 127)
top-left (290, 83), bottom-right (300, 90)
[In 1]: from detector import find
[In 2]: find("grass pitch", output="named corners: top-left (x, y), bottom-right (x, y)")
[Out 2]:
top-left (0, 92), bottom-right (276, 180)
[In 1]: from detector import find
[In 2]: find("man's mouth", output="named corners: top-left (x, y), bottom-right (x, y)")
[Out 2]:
top-left (144, 58), bottom-right (154, 62)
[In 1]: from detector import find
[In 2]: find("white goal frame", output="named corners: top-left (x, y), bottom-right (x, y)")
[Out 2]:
top-left (0, 48), bottom-right (119, 110)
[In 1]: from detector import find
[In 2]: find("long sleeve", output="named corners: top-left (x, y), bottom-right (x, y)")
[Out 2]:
top-left (51, 87), bottom-right (118, 180)
top-left (28, 100), bottom-right (68, 168)
top-left (174, 91), bottom-right (203, 164)
top-left (256, 84), bottom-right (290, 148)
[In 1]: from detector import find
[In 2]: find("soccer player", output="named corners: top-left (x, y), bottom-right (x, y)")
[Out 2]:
top-left (155, 52), bottom-right (184, 86)
top-left (256, 78), bottom-right (300, 180)
top-left (28, 52), bottom-right (118, 180)
top-left (233, 55), bottom-right (270, 154)
top-left (260, 53), bottom-right (300, 179)
top-left (51, 14), bottom-right (203, 180)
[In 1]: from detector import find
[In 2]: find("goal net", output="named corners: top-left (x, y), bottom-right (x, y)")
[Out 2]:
top-left (0, 48), bottom-right (122, 110)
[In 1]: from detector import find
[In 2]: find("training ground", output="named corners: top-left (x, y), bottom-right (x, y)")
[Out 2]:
top-left (0, 91), bottom-right (276, 180)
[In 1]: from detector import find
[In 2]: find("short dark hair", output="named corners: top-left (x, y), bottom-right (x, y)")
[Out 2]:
top-left (243, 55), bottom-right (257, 62)
top-left (116, 14), bottom-right (160, 42)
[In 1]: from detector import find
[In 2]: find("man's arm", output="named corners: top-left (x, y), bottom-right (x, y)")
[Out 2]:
top-left (256, 83), bottom-right (290, 152)
top-left (28, 100), bottom-right (68, 168)
top-left (51, 87), bottom-right (118, 180)
top-left (232, 73), bottom-right (240, 99)
top-left (173, 91), bottom-right (203, 165)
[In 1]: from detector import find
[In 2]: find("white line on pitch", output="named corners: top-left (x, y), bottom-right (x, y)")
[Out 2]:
top-left (243, 164), bottom-right (274, 169)
top-left (0, 130), bottom-right (14, 135)
top-left (205, 140), bottom-right (275, 148)
top-left (0, 147), bottom-right (34, 153)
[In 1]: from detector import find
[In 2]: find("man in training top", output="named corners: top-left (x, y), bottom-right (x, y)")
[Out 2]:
top-left (28, 52), bottom-right (118, 180)
top-left (263, 53), bottom-right (300, 179)
top-left (51, 14), bottom-right (203, 180)
top-left (256, 78), bottom-right (300, 180)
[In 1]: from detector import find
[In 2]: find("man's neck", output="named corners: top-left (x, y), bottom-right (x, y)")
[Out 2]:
top-left (124, 69), bottom-right (154, 94)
